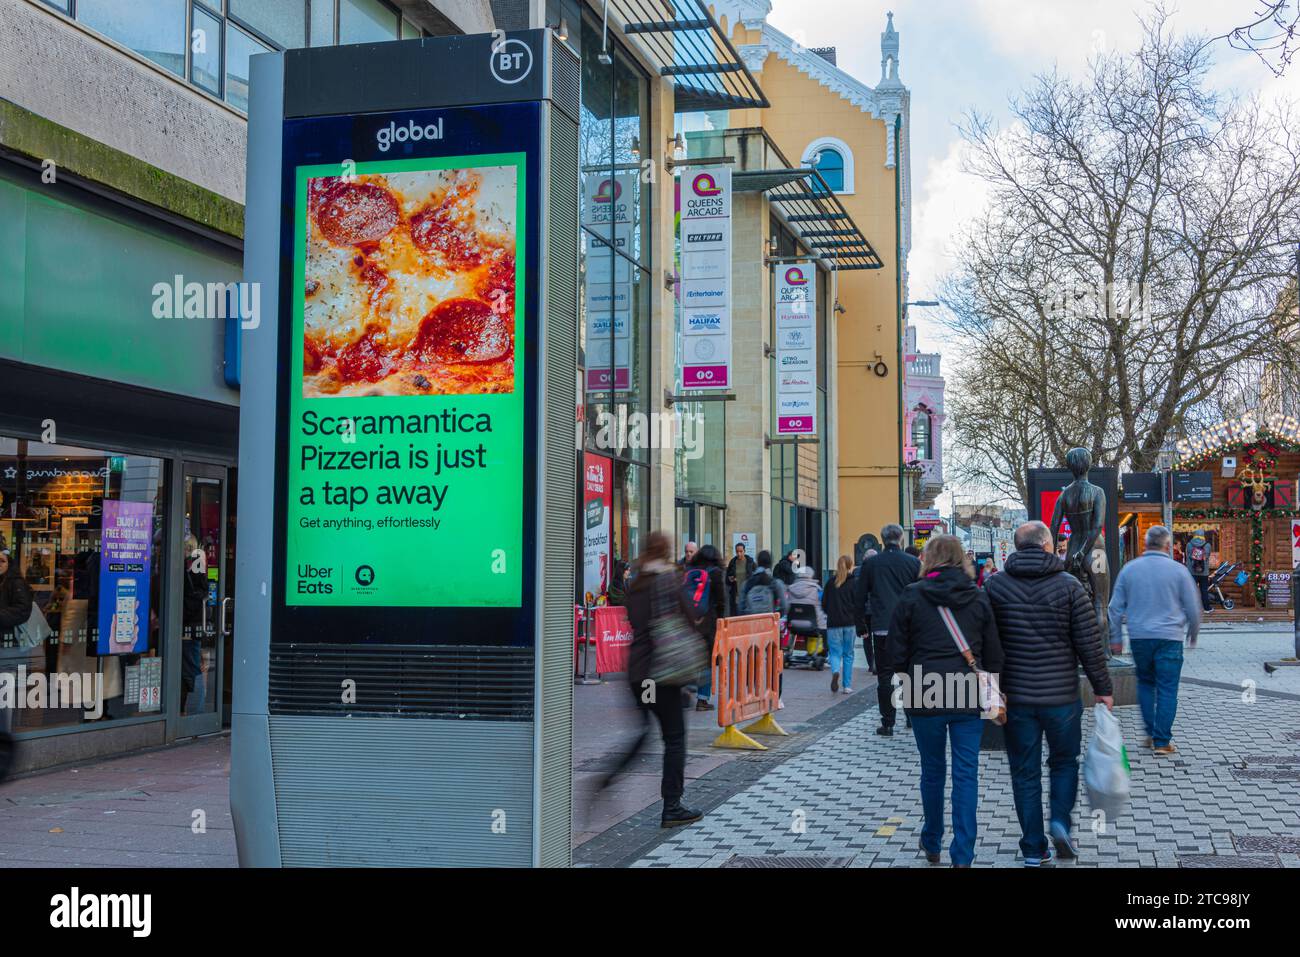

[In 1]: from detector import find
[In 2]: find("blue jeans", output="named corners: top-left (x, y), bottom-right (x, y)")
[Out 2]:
top-left (1004, 700), bottom-right (1083, 859)
top-left (1130, 639), bottom-right (1184, 747)
top-left (826, 626), bottom-right (856, 689)
top-left (910, 713), bottom-right (983, 866)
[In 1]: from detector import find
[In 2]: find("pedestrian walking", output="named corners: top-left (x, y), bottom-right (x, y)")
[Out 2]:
top-left (615, 531), bottom-right (706, 827)
top-left (0, 549), bottom-right (35, 781)
top-left (685, 544), bottom-right (726, 712)
top-left (739, 550), bottom-right (787, 615)
top-left (1183, 529), bottom-right (1212, 613)
top-left (984, 520), bottom-right (1114, 866)
top-left (725, 542), bottom-right (756, 616)
top-left (857, 548), bottom-right (878, 672)
top-left (677, 540), bottom-right (698, 573)
top-left (607, 559), bottom-right (629, 607)
top-left (822, 555), bottom-right (862, 694)
top-left (860, 524), bottom-right (921, 735)
top-left (887, 535), bottom-right (1003, 867)
top-left (774, 550), bottom-right (797, 586)
top-left (1108, 524), bottom-right (1201, 756)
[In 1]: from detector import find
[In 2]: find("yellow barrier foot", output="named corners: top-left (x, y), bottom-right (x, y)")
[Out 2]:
top-left (712, 725), bottom-right (767, 750)
top-left (742, 713), bottom-right (789, 737)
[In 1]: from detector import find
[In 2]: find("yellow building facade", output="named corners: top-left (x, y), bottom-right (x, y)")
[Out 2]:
top-left (713, 0), bottom-right (913, 550)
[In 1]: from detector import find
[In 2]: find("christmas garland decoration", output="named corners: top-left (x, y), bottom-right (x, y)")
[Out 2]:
top-left (1178, 506), bottom-right (1300, 604)
top-left (1174, 429), bottom-right (1300, 471)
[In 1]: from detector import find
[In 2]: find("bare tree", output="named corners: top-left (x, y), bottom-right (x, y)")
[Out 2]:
top-left (942, 6), bottom-right (1300, 487)
top-left (1222, 1), bottom-right (1300, 75)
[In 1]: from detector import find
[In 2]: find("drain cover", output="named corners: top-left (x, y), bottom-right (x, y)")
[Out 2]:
top-left (1232, 835), bottom-right (1300, 854)
top-left (721, 855), bottom-right (854, 868)
top-left (1179, 854), bottom-right (1282, 868)
top-left (1232, 768), bottom-right (1300, 781)
top-left (1240, 755), bottom-right (1300, 765)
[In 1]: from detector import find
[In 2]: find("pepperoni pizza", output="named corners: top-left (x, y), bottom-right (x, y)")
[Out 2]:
top-left (301, 166), bottom-right (517, 398)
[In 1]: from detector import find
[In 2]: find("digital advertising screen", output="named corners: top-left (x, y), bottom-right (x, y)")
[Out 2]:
top-left (273, 102), bottom-right (540, 643)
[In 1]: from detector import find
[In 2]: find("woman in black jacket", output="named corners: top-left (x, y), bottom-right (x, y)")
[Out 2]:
top-left (886, 535), bottom-right (1004, 868)
top-left (687, 544), bottom-right (726, 712)
top-left (617, 532), bottom-right (704, 828)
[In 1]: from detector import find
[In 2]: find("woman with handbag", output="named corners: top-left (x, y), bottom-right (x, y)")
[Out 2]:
top-left (0, 548), bottom-right (35, 777)
top-left (886, 534), bottom-right (1004, 867)
top-left (615, 531), bottom-right (706, 828)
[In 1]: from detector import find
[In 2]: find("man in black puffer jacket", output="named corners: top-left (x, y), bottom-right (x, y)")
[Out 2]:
top-left (984, 520), bottom-right (1113, 867)
top-left (858, 524), bottom-right (922, 735)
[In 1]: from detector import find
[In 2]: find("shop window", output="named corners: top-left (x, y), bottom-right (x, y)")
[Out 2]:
top-left (339, 0), bottom-right (399, 44)
top-left (224, 22), bottom-right (272, 113)
top-left (190, 4), bottom-right (223, 96)
top-left (77, 0), bottom-right (188, 76)
top-left (229, 0), bottom-right (307, 49)
top-left (0, 438), bottom-right (168, 734)
top-left (310, 0), bottom-right (336, 45)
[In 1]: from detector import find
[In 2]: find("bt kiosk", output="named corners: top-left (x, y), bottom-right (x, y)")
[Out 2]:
top-left (232, 30), bottom-right (579, 866)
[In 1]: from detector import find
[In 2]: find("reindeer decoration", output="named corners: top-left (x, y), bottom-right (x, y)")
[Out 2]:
top-left (1238, 465), bottom-right (1271, 511)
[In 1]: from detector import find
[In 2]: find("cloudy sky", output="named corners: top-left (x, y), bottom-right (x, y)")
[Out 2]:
top-left (767, 0), bottom-right (1300, 354)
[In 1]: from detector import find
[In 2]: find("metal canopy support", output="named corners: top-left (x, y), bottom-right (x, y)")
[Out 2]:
top-left (604, 0), bottom-right (769, 112)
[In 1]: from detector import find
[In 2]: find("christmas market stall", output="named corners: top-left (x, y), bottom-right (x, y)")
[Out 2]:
top-left (1171, 414), bottom-right (1300, 611)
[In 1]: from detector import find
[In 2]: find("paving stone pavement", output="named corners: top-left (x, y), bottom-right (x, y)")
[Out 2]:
top-left (631, 628), bottom-right (1300, 869)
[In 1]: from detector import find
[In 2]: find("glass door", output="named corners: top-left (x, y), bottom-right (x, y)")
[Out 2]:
top-left (178, 464), bottom-right (231, 737)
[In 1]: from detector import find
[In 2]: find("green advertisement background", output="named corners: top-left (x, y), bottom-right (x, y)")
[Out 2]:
top-left (286, 153), bottom-right (526, 607)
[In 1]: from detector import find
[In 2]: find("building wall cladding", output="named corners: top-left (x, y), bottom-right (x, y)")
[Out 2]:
top-left (2, 0), bottom-right (248, 203)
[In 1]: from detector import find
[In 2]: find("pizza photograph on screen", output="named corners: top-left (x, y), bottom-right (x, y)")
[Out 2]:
top-left (301, 165), bottom-right (518, 398)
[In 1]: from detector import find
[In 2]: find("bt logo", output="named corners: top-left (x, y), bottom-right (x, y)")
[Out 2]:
top-left (490, 37), bottom-right (533, 84)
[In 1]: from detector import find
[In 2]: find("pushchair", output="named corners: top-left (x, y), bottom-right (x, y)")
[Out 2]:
top-left (1206, 562), bottom-right (1240, 610)
top-left (782, 601), bottom-right (827, 671)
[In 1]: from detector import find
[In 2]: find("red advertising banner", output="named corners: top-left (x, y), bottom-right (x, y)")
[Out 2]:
top-left (591, 605), bottom-right (632, 674)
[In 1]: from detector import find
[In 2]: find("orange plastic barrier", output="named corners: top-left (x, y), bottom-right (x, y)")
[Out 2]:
top-left (710, 613), bottom-right (788, 750)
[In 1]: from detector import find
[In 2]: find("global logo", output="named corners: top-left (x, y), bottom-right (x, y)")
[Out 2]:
top-left (785, 266), bottom-right (809, 286)
top-left (355, 564), bottom-right (376, 587)
top-left (692, 172), bottom-right (723, 196)
top-left (593, 179), bottom-right (622, 204)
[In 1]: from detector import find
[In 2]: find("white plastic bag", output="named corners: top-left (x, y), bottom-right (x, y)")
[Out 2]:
top-left (14, 603), bottom-right (52, 649)
top-left (1084, 703), bottom-right (1131, 822)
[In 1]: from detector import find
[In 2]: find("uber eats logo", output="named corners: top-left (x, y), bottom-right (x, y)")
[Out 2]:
top-left (296, 563), bottom-right (334, 594)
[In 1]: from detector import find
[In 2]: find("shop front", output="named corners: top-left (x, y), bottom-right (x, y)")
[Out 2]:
top-left (0, 155), bottom-right (240, 772)
top-left (1171, 417), bottom-right (1300, 611)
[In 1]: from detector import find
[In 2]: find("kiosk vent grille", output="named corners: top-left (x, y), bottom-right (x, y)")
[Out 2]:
top-left (268, 644), bottom-right (535, 719)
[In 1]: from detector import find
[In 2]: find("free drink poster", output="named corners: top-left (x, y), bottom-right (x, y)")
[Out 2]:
top-left (96, 500), bottom-right (153, 655)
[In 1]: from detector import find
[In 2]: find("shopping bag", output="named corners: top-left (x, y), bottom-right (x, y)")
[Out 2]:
top-left (1084, 703), bottom-right (1131, 822)
top-left (14, 603), bottom-right (53, 650)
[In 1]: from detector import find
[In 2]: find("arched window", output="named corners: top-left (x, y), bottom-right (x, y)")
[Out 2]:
top-left (911, 409), bottom-right (932, 460)
top-left (812, 148), bottom-right (844, 192)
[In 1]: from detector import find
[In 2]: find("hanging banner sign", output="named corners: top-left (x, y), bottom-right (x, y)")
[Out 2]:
top-left (775, 263), bottom-right (817, 435)
top-left (583, 171), bottom-right (637, 393)
top-left (96, 500), bottom-right (153, 655)
top-left (679, 167), bottom-right (732, 390)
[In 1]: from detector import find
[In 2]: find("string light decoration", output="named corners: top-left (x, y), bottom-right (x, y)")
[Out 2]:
top-left (1174, 429), bottom-right (1300, 471)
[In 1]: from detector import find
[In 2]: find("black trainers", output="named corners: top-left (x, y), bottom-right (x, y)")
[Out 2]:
top-left (661, 801), bottom-right (704, 828)
top-left (695, 699), bottom-right (713, 712)
top-left (876, 724), bottom-right (894, 736)
top-left (830, 672), bottom-right (840, 694)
